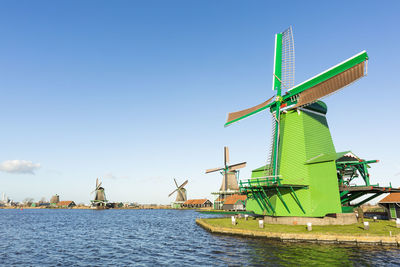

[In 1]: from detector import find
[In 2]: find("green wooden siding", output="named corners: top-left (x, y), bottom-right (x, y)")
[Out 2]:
top-left (390, 204), bottom-right (396, 218)
top-left (245, 101), bottom-right (342, 217)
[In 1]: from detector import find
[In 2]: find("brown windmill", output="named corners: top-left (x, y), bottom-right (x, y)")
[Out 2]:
top-left (168, 178), bottom-right (188, 208)
top-left (206, 146), bottom-right (246, 209)
top-left (90, 177), bottom-right (108, 209)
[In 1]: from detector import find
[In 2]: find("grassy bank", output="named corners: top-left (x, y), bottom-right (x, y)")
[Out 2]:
top-left (201, 217), bottom-right (400, 237)
top-left (196, 210), bottom-right (255, 215)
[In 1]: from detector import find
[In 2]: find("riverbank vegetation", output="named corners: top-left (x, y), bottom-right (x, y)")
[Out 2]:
top-left (201, 217), bottom-right (400, 237)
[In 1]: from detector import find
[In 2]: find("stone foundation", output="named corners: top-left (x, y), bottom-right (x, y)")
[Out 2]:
top-left (263, 213), bottom-right (357, 225)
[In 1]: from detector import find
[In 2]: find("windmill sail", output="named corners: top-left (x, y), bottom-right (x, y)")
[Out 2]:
top-left (168, 188), bottom-right (178, 197)
top-left (281, 26), bottom-right (295, 91)
top-left (285, 51), bottom-right (368, 108)
top-left (229, 162), bottom-right (247, 171)
top-left (225, 96), bottom-right (275, 127)
top-left (224, 146), bottom-right (229, 165)
top-left (205, 167), bottom-right (224, 174)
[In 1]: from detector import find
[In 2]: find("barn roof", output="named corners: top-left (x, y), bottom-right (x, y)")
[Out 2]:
top-left (223, 194), bottom-right (247, 205)
top-left (57, 201), bottom-right (75, 206)
top-left (183, 199), bottom-right (210, 205)
top-left (379, 191), bottom-right (400, 203)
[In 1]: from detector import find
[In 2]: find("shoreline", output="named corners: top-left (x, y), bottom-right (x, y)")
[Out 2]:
top-left (196, 218), bottom-right (400, 247)
top-left (0, 206), bottom-right (176, 210)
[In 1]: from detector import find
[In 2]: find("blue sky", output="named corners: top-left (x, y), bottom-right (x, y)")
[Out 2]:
top-left (0, 1), bottom-right (399, 204)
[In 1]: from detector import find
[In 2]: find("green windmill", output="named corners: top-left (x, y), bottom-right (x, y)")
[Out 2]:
top-left (224, 26), bottom-right (375, 217)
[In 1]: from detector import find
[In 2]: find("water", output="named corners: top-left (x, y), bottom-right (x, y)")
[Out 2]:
top-left (0, 209), bottom-right (399, 266)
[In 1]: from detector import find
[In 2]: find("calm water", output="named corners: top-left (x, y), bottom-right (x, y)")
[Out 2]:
top-left (0, 209), bottom-right (399, 266)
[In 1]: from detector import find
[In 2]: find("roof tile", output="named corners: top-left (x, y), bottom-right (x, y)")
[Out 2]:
top-left (379, 192), bottom-right (400, 203)
top-left (223, 194), bottom-right (247, 205)
top-left (183, 199), bottom-right (209, 205)
top-left (57, 201), bottom-right (74, 206)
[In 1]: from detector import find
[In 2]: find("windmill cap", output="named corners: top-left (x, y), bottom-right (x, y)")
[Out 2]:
top-left (302, 101), bottom-right (328, 114)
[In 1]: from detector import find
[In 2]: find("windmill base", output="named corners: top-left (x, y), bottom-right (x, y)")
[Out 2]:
top-left (262, 213), bottom-right (357, 226)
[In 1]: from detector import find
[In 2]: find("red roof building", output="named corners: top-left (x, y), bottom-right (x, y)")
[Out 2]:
top-left (56, 201), bottom-right (76, 208)
top-left (379, 192), bottom-right (400, 203)
top-left (223, 194), bottom-right (247, 211)
top-left (182, 199), bottom-right (212, 208)
top-left (379, 190), bottom-right (400, 219)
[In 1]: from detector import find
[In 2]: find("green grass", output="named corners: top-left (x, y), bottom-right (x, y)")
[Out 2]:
top-left (196, 210), bottom-right (254, 215)
top-left (202, 218), bottom-right (400, 237)
top-left (365, 207), bottom-right (385, 212)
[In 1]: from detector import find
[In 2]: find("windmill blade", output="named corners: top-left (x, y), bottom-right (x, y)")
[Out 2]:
top-left (91, 181), bottom-right (101, 194)
top-left (224, 171), bottom-right (228, 191)
top-left (284, 51), bottom-right (368, 108)
top-left (174, 178), bottom-right (179, 188)
top-left (224, 146), bottom-right (229, 166)
top-left (94, 183), bottom-right (101, 192)
top-left (168, 188), bottom-right (178, 197)
top-left (178, 180), bottom-right (188, 189)
top-left (224, 96), bottom-right (275, 127)
top-left (205, 167), bottom-right (224, 173)
top-left (281, 26), bottom-right (295, 91)
top-left (228, 162), bottom-right (247, 172)
top-left (91, 187), bottom-right (100, 194)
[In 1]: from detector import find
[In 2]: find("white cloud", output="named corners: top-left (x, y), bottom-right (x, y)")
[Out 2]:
top-left (0, 160), bottom-right (41, 174)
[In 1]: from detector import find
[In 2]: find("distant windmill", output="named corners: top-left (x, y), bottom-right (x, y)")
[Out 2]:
top-left (206, 146), bottom-right (246, 209)
top-left (50, 194), bottom-right (60, 205)
top-left (168, 178), bottom-right (188, 208)
top-left (91, 178), bottom-right (108, 209)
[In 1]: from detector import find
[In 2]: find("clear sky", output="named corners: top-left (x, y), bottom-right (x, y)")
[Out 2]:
top-left (1, 0), bottom-right (399, 204)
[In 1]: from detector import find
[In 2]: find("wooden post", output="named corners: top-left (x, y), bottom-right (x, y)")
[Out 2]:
top-left (307, 222), bottom-right (312, 231)
top-left (258, 219), bottom-right (264, 229)
top-left (231, 216), bottom-right (236, 225)
top-left (357, 207), bottom-right (364, 223)
top-left (363, 221), bottom-right (369, 230)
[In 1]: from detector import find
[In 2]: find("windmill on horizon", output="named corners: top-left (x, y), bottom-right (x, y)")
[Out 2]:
top-left (168, 178), bottom-right (188, 209)
top-left (91, 177), bottom-right (108, 209)
top-left (206, 146), bottom-right (246, 209)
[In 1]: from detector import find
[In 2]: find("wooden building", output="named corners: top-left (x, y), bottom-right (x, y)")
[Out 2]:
top-left (222, 194), bottom-right (247, 211)
top-left (183, 199), bottom-right (212, 208)
top-left (379, 191), bottom-right (400, 219)
top-left (57, 201), bottom-right (76, 208)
